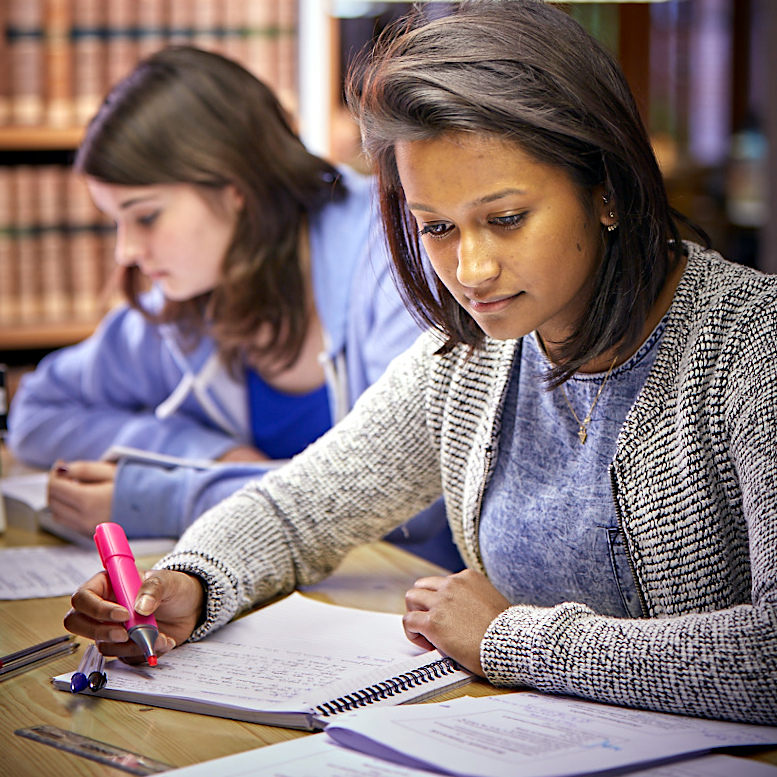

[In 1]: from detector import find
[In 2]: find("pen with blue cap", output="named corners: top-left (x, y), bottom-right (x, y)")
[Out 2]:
top-left (88, 649), bottom-right (107, 692)
top-left (70, 643), bottom-right (104, 693)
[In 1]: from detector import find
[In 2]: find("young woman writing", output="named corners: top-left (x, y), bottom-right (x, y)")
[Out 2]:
top-left (63, 2), bottom-right (775, 725)
top-left (7, 46), bottom-right (459, 569)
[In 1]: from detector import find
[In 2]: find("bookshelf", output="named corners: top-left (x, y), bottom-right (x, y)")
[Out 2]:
top-left (0, 0), bottom-right (299, 354)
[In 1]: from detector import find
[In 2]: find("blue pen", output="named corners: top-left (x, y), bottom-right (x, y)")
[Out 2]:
top-left (70, 644), bottom-right (101, 694)
top-left (87, 651), bottom-right (107, 692)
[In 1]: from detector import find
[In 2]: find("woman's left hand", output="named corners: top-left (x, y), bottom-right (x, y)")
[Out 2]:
top-left (403, 569), bottom-right (510, 675)
top-left (47, 460), bottom-right (117, 535)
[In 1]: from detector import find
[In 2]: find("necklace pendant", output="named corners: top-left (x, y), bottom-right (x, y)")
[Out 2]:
top-left (577, 426), bottom-right (588, 444)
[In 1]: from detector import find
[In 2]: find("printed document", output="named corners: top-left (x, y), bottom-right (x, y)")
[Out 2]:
top-left (325, 692), bottom-right (777, 777)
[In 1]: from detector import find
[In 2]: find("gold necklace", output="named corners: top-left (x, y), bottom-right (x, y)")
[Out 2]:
top-left (559, 356), bottom-right (617, 444)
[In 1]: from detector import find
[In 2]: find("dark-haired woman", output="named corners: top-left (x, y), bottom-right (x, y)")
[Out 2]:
top-left (63, 2), bottom-right (776, 725)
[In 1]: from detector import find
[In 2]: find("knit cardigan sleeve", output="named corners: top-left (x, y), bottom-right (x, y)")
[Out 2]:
top-left (481, 250), bottom-right (777, 726)
top-left (155, 331), bottom-right (447, 637)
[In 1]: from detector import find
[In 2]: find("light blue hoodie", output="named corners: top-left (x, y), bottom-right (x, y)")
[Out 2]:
top-left (8, 167), bottom-right (463, 570)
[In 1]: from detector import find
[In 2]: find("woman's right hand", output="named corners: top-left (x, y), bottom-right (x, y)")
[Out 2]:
top-left (64, 569), bottom-right (205, 663)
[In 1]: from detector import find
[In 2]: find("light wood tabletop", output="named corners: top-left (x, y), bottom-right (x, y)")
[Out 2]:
top-left (1, 474), bottom-right (775, 775)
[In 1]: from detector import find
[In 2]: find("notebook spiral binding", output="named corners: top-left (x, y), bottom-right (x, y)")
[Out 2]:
top-left (314, 656), bottom-right (461, 718)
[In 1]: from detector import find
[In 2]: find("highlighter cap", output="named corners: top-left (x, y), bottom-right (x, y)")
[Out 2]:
top-left (94, 522), bottom-right (133, 565)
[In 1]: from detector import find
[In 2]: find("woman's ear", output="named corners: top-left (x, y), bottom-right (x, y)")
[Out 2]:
top-left (595, 185), bottom-right (617, 231)
top-left (225, 183), bottom-right (246, 213)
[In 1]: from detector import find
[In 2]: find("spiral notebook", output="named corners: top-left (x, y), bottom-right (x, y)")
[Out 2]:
top-left (51, 593), bottom-right (472, 730)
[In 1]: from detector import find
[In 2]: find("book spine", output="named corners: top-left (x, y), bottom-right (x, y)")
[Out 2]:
top-left (106, 0), bottom-right (138, 88)
top-left (276, 0), bottom-right (297, 114)
top-left (37, 165), bottom-right (70, 322)
top-left (222, 0), bottom-right (248, 67)
top-left (245, 0), bottom-right (278, 91)
top-left (193, 0), bottom-right (221, 54)
top-left (0, 1), bottom-right (11, 125)
top-left (45, 0), bottom-right (74, 128)
top-left (65, 170), bottom-right (101, 321)
top-left (9, 0), bottom-right (45, 126)
top-left (167, 0), bottom-right (194, 47)
top-left (136, 0), bottom-right (167, 60)
top-left (72, 0), bottom-right (106, 125)
top-left (13, 166), bottom-right (42, 322)
top-left (0, 167), bottom-right (18, 325)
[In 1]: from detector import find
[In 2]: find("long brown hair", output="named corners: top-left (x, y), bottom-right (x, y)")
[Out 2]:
top-left (348, 0), bottom-right (707, 385)
top-left (75, 46), bottom-right (345, 374)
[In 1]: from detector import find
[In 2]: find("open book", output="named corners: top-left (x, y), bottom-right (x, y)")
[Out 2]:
top-left (52, 593), bottom-right (472, 730)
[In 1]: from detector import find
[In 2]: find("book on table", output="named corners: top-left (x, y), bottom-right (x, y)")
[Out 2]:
top-left (51, 592), bottom-right (473, 731)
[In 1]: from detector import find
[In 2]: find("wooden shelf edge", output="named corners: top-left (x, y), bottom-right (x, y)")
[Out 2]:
top-left (0, 321), bottom-right (97, 350)
top-left (0, 126), bottom-right (84, 151)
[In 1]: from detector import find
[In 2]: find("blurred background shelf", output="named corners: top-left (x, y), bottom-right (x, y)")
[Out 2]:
top-left (0, 321), bottom-right (96, 350)
top-left (0, 127), bottom-right (83, 151)
top-left (1, 0), bottom-right (776, 405)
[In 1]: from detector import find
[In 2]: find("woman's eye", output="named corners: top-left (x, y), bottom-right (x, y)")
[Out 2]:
top-left (137, 212), bottom-right (159, 227)
top-left (418, 223), bottom-right (452, 239)
top-left (490, 212), bottom-right (525, 229)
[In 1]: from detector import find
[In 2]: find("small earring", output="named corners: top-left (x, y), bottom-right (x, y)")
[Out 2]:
top-left (603, 195), bottom-right (617, 230)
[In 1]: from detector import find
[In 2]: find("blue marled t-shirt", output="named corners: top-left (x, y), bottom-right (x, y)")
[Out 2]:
top-left (479, 322), bottom-right (666, 618)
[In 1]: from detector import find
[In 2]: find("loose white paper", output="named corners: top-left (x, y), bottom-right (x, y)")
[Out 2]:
top-left (0, 545), bottom-right (103, 599)
top-left (325, 693), bottom-right (777, 777)
top-left (162, 734), bottom-right (777, 777)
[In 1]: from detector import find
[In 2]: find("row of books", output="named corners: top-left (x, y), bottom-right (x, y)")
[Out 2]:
top-left (0, 164), bottom-right (119, 327)
top-left (0, 0), bottom-right (298, 129)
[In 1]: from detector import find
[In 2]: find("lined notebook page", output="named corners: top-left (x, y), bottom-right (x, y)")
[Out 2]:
top-left (53, 593), bottom-right (471, 727)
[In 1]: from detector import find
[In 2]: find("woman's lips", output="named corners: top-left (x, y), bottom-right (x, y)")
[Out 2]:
top-left (467, 292), bottom-right (522, 313)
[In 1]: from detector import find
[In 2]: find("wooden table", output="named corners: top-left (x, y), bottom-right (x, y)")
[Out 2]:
top-left (0, 525), bottom-right (502, 776)
top-left (2, 513), bottom-right (775, 775)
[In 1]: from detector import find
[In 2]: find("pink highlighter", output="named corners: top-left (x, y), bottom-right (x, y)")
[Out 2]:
top-left (94, 522), bottom-right (159, 666)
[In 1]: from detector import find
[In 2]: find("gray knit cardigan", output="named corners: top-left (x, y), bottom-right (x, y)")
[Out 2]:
top-left (159, 243), bottom-right (777, 725)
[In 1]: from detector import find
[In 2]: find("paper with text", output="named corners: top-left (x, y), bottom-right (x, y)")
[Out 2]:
top-left (325, 693), bottom-right (777, 777)
top-left (0, 546), bottom-right (103, 599)
top-left (162, 735), bottom-right (777, 777)
top-left (101, 593), bottom-right (425, 709)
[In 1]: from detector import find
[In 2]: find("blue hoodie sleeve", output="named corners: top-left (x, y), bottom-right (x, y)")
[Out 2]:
top-left (6, 305), bottom-right (239, 468)
top-left (113, 459), bottom-right (274, 538)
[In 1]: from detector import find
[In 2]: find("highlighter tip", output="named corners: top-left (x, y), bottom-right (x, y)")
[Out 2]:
top-left (147, 655), bottom-right (158, 667)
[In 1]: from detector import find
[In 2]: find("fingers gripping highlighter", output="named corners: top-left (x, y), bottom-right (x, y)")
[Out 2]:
top-left (94, 522), bottom-right (159, 666)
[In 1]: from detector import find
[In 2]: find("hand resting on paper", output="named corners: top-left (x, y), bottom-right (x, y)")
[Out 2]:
top-left (47, 460), bottom-right (117, 535)
top-left (64, 569), bottom-right (203, 664)
top-left (403, 568), bottom-right (510, 676)
top-left (47, 446), bottom-right (266, 535)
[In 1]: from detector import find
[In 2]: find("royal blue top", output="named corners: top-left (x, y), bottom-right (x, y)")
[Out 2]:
top-left (247, 369), bottom-right (332, 461)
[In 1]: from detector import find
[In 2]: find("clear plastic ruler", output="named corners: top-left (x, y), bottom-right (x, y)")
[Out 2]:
top-left (15, 725), bottom-right (172, 775)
